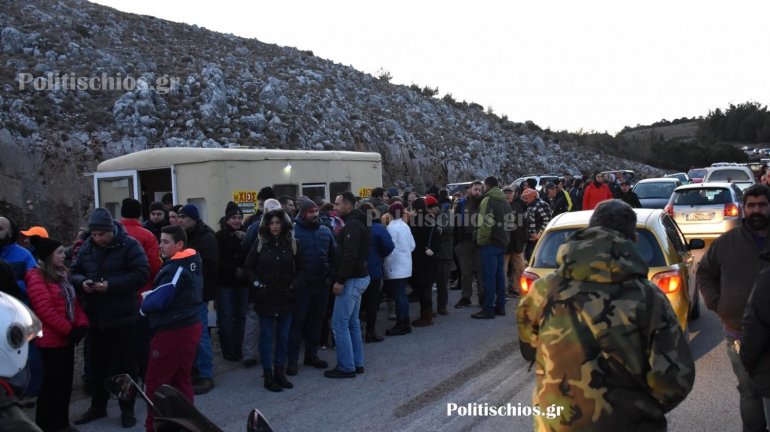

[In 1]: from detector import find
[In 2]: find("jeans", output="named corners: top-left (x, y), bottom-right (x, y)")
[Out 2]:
top-left (258, 314), bottom-right (292, 371)
top-left (194, 302), bottom-right (214, 379)
top-left (726, 334), bottom-right (766, 432)
top-left (332, 276), bottom-right (370, 372)
top-left (217, 286), bottom-right (249, 358)
top-left (480, 245), bottom-right (506, 314)
top-left (288, 282), bottom-right (329, 364)
top-left (387, 278), bottom-right (409, 320)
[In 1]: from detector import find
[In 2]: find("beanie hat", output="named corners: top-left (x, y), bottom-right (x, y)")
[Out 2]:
top-left (225, 201), bottom-right (242, 219)
top-left (149, 201), bottom-right (166, 213)
top-left (297, 198), bottom-right (319, 218)
top-left (20, 226), bottom-right (49, 238)
top-left (424, 195), bottom-right (439, 208)
top-left (29, 236), bottom-right (62, 262)
top-left (257, 187), bottom-right (276, 201)
top-left (88, 208), bottom-right (114, 232)
top-left (388, 202), bottom-right (405, 218)
top-left (179, 204), bottom-right (200, 221)
top-left (120, 198), bottom-right (142, 219)
top-left (263, 198), bottom-right (282, 213)
top-left (387, 188), bottom-right (399, 198)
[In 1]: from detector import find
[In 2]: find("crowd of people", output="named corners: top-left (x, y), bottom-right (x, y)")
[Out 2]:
top-left (6, 170), bottom-right (767, 432)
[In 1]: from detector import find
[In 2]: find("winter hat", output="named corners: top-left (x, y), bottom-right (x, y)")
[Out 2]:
top-left (149, 201), bottom-right (166, 213)
top-left (120, 198), bottom-right (142, 219)
top-left (264, 198), bottom-right (282, 213)
top-left (88, 208), bottom-right (114, 232)
top-left (297, 198), bottom-right (319, 218)
top-left (29, 236), bottom-right (62, 261)
top-left (20, 226), bottom-right (49, 238)
top-left (522, 188), bottom-right (538, 199)
top-left (225, 201), bottom-right (242, 219)
top-left (387, 188), bottom-right (399, 198)
top-left (388, 202), bottom-right (405, 218)
top-left (179, 204), bottom-right (200, 221)
top-left (424, 195), bottom-right (439, 208)
top-left (257, 187), bottom-right (276, 201)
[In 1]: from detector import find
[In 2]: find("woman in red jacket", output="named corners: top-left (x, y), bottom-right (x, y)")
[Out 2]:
top-left (24, 236), bottom-right (88, 432)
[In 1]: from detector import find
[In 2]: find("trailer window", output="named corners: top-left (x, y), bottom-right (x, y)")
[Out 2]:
top-left (273, 184), bottom-right (298, 199)
top-left (330, 182), bottom-right (351, 199)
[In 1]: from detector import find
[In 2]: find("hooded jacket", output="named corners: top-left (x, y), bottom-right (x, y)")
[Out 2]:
top-left (244, 233), bottom-right (302, 317)
top-left (366, 219), bottom-right (394, 280)
top-left (516, 227), bottom-right (694, 432)
top-left (185, 220), bottom-right (219, 302)
top-left (0, 243), bottom-right (37, 298)
top-left (582, 181), bottom-right (614, 210)
top-left (140, 249), bottom-right (202, 331)
top-left (383, 218), bottom-right (415, 280)
top-left (334, 209), bottom-right (370, 284)
top-left (474, 186), bottom-right (512, 249)
top-left (70, 221), bottom-right (150, 330)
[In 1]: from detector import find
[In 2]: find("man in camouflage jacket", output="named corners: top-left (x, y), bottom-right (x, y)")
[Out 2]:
top-left (516, 199), bottom-right (694, 431)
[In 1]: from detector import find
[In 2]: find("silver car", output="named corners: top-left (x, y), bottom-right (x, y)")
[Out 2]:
top-left (664, 182), bottom-right (744, 241)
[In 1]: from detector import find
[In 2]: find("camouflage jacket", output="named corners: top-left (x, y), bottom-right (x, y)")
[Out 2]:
top-left (516, 226), bottom-right (695, 432)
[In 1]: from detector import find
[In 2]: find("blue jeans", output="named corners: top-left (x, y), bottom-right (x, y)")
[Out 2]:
top-left (258, 314), bottom-right (292, 371)
top-left (726, 334), bottom-right (766, 431)
top-left (194, 302), bottom-right (214, 379)
top-left (216, 286), bottom-right (248, 358)
top-left (480, 245), bottom-right (506, 314)
top-left (332, 276), bottom-right (370, 372)
top-left (287, 282), bottom-right (329, 364)
top-left (387, 278), bottom-right (409, 320)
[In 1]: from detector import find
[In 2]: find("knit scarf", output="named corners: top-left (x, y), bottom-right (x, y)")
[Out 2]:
top-left (59, 271), bottom-right (76, 322)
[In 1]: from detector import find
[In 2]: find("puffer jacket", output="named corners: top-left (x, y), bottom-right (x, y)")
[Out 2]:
top-left (244, 233), bottom-right (303, 317)
top-left (25, 268), bottom-right (88, 348)
top-left (294, 216), bottom-right (337, 285)
top-left (383, 219), bottom-right (415, 280)
top-left (70, 221), bottom-right (150, 330)
top-left (185, 220), bottom-right (219, 301)
top-left (141, 248), bottom-right (203, 331)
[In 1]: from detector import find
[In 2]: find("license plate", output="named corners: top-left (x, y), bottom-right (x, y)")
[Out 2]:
top-left (685, 212), bottom-right (714, 221)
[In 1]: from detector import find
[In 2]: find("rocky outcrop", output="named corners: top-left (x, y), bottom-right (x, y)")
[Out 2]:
top-left (0, 0), bottom-right (661, 239)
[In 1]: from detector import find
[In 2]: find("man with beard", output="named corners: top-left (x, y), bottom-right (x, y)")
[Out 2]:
top-left (582, 171), bottom-right (614, 211)
top-left (453, 180), bottom-right (484, 308)
top-left (698, 184), bottom-right (770, 431)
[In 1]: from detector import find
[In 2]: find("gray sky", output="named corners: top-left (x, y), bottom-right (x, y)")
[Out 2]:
top-left (91, 0), bottom-right (770, 134)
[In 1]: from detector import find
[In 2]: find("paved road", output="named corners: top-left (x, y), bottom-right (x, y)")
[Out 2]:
top-left (68, 283), bottom-right (742, 432)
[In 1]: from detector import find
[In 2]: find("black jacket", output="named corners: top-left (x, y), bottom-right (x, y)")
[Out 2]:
top-left (70, 221), bottom-right (150, 330)
top-left (143, 219), bottom-right (166, 242)
top-left (244, 235), bottom-right (302, 316)
top-left (411, 214), bottom-right (442, 286)
top-left (618, 191), bottom-right (642, 208)
top-left (742, 265), bottom-right (770, 395)
top-left (335, 209), bottom-right (370, 284)
top-left (507, 198), bottom-right (527, 254)
top-left (216, 225), bottom-right (247, 288)
top-left (185, 221), bottom-right (220, 301)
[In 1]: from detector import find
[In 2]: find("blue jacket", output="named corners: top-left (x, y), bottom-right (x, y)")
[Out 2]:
top-left (293, 216), bottom-right (337, 285)
top-left (141, 248), bottom-right (203, 331)
top-left (367, 221), bottom-right (394, 280)
top-left (70, 221), bottom-right (150, 330)
top-left (0, 244), bottom-right (37, 299)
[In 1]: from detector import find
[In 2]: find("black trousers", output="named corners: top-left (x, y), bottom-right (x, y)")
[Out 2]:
top-left (37, 345), bottom-right (74, 432)
top-left (88, 326), bottom-right (138, 411)
top-left (288, 283), bottom-right (330, 363)
top-left (362, 278), bottom-right (382, 333)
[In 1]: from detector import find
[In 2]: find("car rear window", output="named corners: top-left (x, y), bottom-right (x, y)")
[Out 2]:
top-left (533, 229), bottom-right (666, 269)
top-left (688, 169), bottom-right (707, 178)
top-left (633, 182), bottom-right (677, 199)
top-left (708, 169), bottom-right (751, 181)
top-left (673, 188), bottom-right (731, 205)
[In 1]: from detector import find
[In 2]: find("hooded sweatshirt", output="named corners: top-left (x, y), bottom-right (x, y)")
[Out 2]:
top-left (474, 186), bottom-right (512, 249)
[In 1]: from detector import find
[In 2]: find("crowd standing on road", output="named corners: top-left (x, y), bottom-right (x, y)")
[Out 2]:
top-left (5, 172), bottom-right (770, 431)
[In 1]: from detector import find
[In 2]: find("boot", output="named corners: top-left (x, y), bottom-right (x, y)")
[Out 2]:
top-left (385, 319), bottom-right (411, 336)
top-left (274, 368), bottom-right (294, 389)
top-left (263, 369), bottom-right (282, 392)
top-left (411, 310), bottom-right (434, 327)
top-left (119, 399), bottom-right (136, 428)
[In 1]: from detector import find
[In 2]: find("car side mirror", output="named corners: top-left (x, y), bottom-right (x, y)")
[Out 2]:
top-left (688, 239), bottom-right (705, 250)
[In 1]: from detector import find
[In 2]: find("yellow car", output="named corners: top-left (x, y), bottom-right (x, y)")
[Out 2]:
top-left (520, 209), bottom-right (705, 330)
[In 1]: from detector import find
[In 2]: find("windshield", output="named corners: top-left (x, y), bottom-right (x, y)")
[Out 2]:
top-left (533, 228), bottom-right (665, 269)
top-left (673, 188), bottom-right (731, 205)
top-left (687, 169), bottom-right (707, 179)
top-left (707, 169), bottom-right (752, 182)
top-left (633, 182), bottom-right (677, 199)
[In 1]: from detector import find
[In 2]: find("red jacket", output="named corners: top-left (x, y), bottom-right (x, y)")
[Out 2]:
top-left (25, 269), bottom-right (88, 348)
top-left (582, 182), bottom-right (614, 211)
top-left (122, 218), bottom-right (162, 294)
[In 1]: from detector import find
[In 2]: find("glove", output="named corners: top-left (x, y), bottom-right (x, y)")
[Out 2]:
top-left (68, 326), bottom-right (87, 346)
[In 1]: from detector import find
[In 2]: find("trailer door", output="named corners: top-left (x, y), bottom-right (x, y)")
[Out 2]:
top-left (93, 170), bottom-right (138, 217)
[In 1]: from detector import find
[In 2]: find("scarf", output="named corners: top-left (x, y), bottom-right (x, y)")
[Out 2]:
top-left (59, 271), bottom-right (76, 322)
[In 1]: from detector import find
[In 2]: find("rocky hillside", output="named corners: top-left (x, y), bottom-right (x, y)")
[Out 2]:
top-left (0, 0), bottom-right (661, 238)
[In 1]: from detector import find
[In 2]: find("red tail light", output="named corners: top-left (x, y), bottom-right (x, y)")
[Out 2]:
top-left (724, 203), bottom-right (740, 218)
top-left (520, 271), bottom-right (540, 295)
top-left (664, 204), bottom-right (674, 217)
top-left (650, 270), bottom-right (681, 294)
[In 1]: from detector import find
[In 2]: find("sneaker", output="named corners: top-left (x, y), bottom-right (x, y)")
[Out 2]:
top-left (324, 368), bottom-right (356, 378)
top-left (304, 356), bottom-right (328, 369)
top-left (74, 407), bottom-right (107, 425)
top-left (454, 297), bottom-right (472, 308)
top-left (193, 377), bottom-right (215, 395)
top-left (471, 311), bottom-right (495, 320)
top-left (121, 411), bottom-right (137, 428)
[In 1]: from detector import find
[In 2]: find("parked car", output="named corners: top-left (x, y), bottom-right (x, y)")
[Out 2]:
top-left (702, 166), bottom-right (756, 191)
top-left (687, 168), bottom-right (708, 184)
top-left (665, 172), bottom-right (690, 184)
top-left (512, 174), bottom-right (561, 191)
top-left (632, 178), bottom-right (682, 209)
top-left (600, 170), bottom-right (637, 185)
top-left (664, 182), bottom-right (744, 242)
top-left (520, 209), bottom-right (705, 329)
top-left (711, 162), bottom-right (738, 167)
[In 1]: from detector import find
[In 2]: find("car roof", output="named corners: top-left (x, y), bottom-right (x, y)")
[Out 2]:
top-left (546, 208), bottom-right (662, 230)
top-left (674, 182), bottom-right (735, 191)
top-left (705, 166), bottom-right (752, 173)
top-left (635, 178), bottom-right (681, 184)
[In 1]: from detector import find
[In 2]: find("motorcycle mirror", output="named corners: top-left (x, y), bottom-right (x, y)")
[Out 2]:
top-left (247, 409), bottom-right (274, 432)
